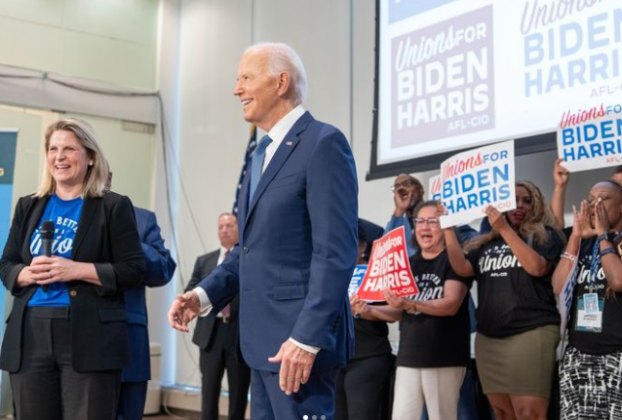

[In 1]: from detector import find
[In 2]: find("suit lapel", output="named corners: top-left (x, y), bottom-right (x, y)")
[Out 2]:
top-left (243, 112), bottom-right (313, 231)
top-left (71, 197), bottom-right (97, 259)
top-left (238, 170), bottom-right (251, 240)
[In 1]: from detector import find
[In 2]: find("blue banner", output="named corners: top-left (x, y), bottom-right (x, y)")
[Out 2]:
top-left (0, 130), bottom-right (18, 319)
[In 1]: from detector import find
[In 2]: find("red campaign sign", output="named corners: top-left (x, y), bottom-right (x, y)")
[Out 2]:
top-left (356, 226), bottom-right (419, 302)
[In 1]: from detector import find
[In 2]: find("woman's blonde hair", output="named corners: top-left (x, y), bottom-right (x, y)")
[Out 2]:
top-left (464, 180), bottom-right (563, 252)
top-left (35, 118), bottom-right (109, 198)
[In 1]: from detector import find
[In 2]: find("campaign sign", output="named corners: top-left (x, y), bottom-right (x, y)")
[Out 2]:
top-left (557, 105), bottom-right (622, 172)
top-left (348, 265), bottom-right (368, 297)
top-left (356, 227), bottom-right (418, 302)
top-left (440, 140), bottom-right (516, 228)
top-left (428, 174), bottom-right (441, 201)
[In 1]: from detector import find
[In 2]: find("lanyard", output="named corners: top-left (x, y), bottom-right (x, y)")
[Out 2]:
top-left (588, 238), bottom-right (601, 285)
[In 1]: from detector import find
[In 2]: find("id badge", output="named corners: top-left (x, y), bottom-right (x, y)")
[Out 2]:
top-left (576, 293), bottom-right (603, 333)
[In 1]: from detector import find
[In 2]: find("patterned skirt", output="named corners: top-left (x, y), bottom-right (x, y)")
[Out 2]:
top-left (560, 346), bottom-right (622, 420)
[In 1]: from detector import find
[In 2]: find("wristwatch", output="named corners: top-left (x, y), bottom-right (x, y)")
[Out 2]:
top-left (353, 312), bottom-right (362, 319)
top-left (597, 233), bottom-right (610, 244)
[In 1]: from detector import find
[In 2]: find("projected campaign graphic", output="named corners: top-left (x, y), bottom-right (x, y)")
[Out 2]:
top-left (377, 0), bottom-right (622, 168)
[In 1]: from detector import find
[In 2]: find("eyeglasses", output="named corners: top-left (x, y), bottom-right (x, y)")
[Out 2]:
top-left (413, 218), bottom-right (440, 227)
top-left (390, 179), bottom-right (417, 192)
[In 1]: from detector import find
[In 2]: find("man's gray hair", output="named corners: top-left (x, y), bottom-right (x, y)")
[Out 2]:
top-left (245, 42), bottom-right (308, 104)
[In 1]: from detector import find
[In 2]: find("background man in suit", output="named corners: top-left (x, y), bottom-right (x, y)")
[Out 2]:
top-left (185, 213), bottom-right (250, 420)
top-left (117, 207), bottom-right (176, 420)
top-left (168, 42), bottom-right (358, 419)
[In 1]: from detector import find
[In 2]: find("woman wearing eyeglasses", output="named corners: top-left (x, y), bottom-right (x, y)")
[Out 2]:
top-left (443, 181), bottom-right (564, 420)
top-left (358, 200), bottom-right (472, 420)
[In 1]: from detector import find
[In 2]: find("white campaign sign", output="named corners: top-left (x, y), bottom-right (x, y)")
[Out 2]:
top-left (557, 108), bottom-right (622, 173)
top-left (440, 140), bottom-right (516, 228)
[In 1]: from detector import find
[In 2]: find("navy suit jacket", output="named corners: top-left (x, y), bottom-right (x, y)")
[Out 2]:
top-left (199, 111), bottom-right (358, 373)
top-left (122, 207), bottom-right (176, 382)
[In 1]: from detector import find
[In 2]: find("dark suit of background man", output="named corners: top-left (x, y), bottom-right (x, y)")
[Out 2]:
top-left (117, 207), bottom-right (176, 420)
top-left (168, 42), bottom-right (359, 420)
top-left (185, 213), bottom-right (251, 420)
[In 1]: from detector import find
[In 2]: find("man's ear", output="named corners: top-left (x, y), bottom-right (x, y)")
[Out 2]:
top-left (276, 71), bottom-right (291, 97)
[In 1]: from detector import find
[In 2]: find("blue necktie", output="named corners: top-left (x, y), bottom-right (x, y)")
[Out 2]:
top-left (249, 135), bottom-right (273, 202)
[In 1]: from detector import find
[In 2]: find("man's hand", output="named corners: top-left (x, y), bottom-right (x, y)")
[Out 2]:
top-left (167, 291), bottom-right (201, 332)
top-left (268, 340), bottom-right (316, 396)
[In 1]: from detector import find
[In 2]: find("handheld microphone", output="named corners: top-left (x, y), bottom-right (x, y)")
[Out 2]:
top-left (40, 220), bottom-right (55, 292)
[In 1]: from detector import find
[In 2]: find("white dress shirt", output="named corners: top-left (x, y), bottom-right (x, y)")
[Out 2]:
top-left (193, 105), bottom-right (319, 355)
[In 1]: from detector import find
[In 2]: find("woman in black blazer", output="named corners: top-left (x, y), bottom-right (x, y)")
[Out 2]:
top-left (0, 119), bottom-right (145, 420)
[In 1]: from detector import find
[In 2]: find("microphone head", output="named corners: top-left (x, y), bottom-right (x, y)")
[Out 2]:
top-left (41, 220), bottom-right (55, 240)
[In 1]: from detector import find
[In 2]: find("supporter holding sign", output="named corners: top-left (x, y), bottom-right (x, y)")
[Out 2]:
top-left (442, 181), bottom-right (564, 420)
top-left (440, 140), bottom-right (516, 229)
top-left (557, 105), bottom-right (622, 173)
top-left (357, 226), bottom-right (418, 301)
top-left (552, 181), bottom-right (622, 420)
top-left (336, 223), bottom-right (393, 420)
top-left (356, 201), bottom-right (472, 420)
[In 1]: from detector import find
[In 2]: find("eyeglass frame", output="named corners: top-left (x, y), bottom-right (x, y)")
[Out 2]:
top-left (412, 217), bottom-right (440, 227)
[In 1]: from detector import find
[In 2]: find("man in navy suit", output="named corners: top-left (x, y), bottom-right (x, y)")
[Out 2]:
top-left (117, 207), bottom-right (176, 420)
top-left (168, 42), bottom-right (358, 419)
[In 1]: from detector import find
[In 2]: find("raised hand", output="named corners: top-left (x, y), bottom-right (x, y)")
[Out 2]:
top-left (593, 198), bottom-right (610, 235)
top-left (571, 201), bottom-right (595, 239)
top-left (485, 206), bottom-right (509, 233)
top-left (553, 158), bottom-right (570, 188)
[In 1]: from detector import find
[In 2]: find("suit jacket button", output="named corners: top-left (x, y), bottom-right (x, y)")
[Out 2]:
top-left (243, 247), bottom-right (249, 253)
top-left (69, 290), bottom-right (77, 297)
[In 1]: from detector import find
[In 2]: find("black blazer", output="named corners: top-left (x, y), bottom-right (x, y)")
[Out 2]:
top-left (186, 250), bottom-right (240, 350)
top-left (0, 193), bottom-right (145, 373)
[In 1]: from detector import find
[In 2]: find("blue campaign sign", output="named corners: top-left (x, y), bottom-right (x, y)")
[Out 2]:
top-left (348, 265), bottom-right (368, 297)
top-left (0, 130), bottom-right (18, 319)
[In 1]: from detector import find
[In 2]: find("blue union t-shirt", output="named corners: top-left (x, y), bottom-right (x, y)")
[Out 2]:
top-left (28, 194), bottom-right (84, 307)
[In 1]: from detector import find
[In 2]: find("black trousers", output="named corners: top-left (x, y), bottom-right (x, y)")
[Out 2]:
top-left (199, 319), bottom-right (251, 420)
top-left (335, 353), bottom-right (394, 420)
top-left (10, 307), bottom-right (121, 420)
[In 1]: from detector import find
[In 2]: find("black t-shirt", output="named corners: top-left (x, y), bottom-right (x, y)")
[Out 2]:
top-left (569, 236), bottom-right (622, 355)
top-left (467, 227), bottom-right (563, 338)
top-left (352, 318), bottom-right (392, 360)
top-left (397, 251), bottom-right (471, 368)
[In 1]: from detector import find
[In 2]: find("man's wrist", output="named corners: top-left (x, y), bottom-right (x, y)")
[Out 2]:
top-left (289, 338), bottom-right (320, 354)
top-left (192, 287), bottom-right (212, 317)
